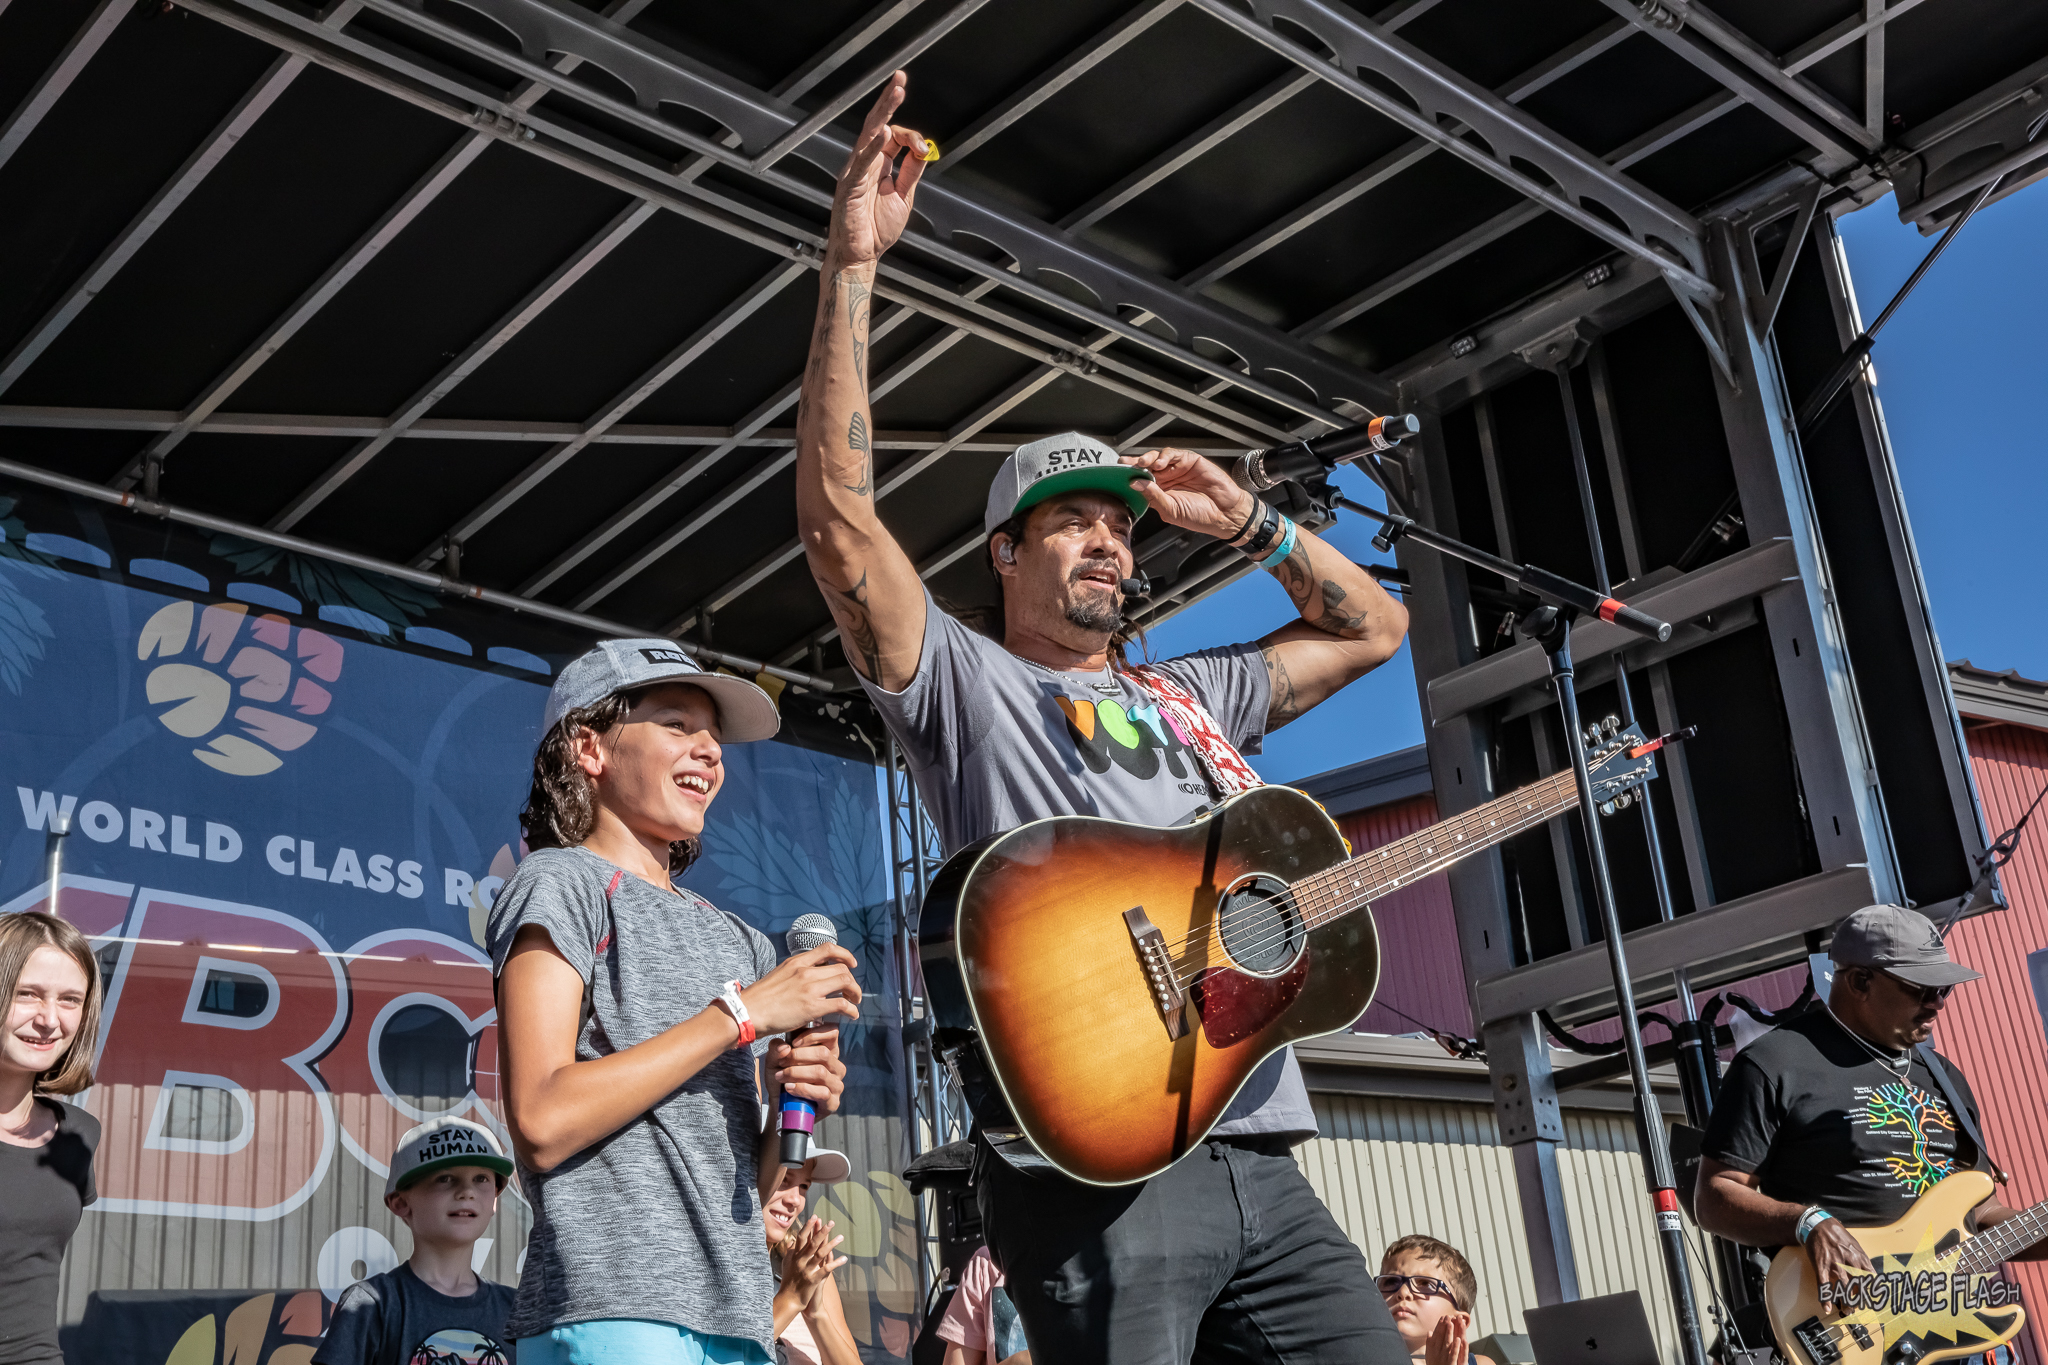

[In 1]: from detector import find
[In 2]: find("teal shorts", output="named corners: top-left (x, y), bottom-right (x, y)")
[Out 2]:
top-left (515, 1320), bottom-right (771, 1364)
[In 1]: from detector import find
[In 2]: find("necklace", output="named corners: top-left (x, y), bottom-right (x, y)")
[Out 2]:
top-left (1016, 653), bottom-right (1122, 695)
top-left (1825, 1003), bottom-right (1911, 1076)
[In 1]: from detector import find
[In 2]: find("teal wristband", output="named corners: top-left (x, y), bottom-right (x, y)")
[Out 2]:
top-left (1257, 517), bottom-right (1299, 569)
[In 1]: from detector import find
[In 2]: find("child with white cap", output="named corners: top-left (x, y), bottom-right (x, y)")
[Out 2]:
top-left (487, 640), bottom-right (862, 1365)
top-left (312, 1116), bottom-right (517, 1365)
top-left (760, 1146), bottom-right (859, 1365)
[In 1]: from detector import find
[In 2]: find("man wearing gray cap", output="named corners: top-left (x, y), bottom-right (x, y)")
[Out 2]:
top-left (1697, 905), bottom-right (2047, 1303)
top-left (792, 77), bottom-right (1411, 1365)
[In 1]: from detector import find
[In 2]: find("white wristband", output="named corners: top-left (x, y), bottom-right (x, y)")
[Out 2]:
top-left (1796, 1205), bottom-right (1833, 1245)
top-left (714, 980), bottom-right (754, 1049)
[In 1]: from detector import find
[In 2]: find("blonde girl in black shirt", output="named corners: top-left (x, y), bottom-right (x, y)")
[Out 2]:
top-left (0, 911), bottom-right (104, 1365)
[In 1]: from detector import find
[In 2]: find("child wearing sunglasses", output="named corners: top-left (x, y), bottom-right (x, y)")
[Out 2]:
top-left (1377, 1235), bottom-right (1477, 1365)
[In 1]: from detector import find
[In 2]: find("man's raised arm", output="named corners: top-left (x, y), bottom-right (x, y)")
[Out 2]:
top-left (795, 74), bottom-right (932, 692)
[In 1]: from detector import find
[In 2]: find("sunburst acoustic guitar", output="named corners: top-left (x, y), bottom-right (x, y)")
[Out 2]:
top-left (917, 722), bottom-right (1670, 1186)
top-left (1767, 1170), bottom-right (2041, 1365)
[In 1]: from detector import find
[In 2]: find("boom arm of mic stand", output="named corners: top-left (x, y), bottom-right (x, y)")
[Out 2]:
top-left (1333, 497), bottom-right (1673, 643)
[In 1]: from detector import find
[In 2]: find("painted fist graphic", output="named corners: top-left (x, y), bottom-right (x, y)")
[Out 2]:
top-left (139, 600), bottom-right (344, 776)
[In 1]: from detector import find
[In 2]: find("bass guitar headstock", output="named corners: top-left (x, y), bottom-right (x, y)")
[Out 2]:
top-left (1583, 719), bottom-right (1695, 815)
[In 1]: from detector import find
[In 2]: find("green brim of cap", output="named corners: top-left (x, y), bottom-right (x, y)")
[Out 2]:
top-left (395, 1153), bottom-right (515, 1191)
top-left (1011, 465), bottom-right (1151, 524)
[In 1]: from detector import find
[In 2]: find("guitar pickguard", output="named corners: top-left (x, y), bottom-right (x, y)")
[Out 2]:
top-left (1191, 948), bottom-right (1310, 1048)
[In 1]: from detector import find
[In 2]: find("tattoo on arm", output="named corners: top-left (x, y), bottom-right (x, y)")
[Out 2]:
top-left (844, 412), bottom-right (873, 496)
top-left (846, 275), bottom-right (872, 394)
top-left (1268, 542), bottom-right (1315, 615)
top-left (1261, 643), bottom-right (1302, 729)
top-left (823, 570), bottom-right (884, 682)
top-left (1310, 578), bottom-right (1371, 636)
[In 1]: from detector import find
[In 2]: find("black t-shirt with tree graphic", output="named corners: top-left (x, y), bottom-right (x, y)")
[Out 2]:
top-left (1702, 1008), bottom-right (1987, 1228)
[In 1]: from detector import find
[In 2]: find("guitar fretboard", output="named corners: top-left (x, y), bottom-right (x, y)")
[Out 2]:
top-left (1170, 767), bottom-right (1586, 974)
top-left (1958, 1199), bottom-right (2048, 1273)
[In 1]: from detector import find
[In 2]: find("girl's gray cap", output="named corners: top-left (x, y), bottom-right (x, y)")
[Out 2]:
top-left (542, 639), bottom-right (780, 743)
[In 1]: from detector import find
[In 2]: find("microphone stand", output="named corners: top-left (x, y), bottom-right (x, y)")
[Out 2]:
top-left (1330, 489), bottom-right (1709, 1365)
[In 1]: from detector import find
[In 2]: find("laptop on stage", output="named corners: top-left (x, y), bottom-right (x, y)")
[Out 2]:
top-left (1525, 1291), bottom-right (1663, 1365)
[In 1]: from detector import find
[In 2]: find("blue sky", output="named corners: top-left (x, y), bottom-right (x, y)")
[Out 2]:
top-left (1151, 177), bottom-right (2048, 785)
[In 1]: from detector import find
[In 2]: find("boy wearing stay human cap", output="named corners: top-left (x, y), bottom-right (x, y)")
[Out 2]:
top-left (313, 1117), bottom-right (518, 1365)
top-left (487, 639), bottom-right (861, 1365)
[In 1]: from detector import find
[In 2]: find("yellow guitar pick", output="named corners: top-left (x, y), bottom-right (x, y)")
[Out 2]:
top-left (919, 139), bottom-right (941, 162)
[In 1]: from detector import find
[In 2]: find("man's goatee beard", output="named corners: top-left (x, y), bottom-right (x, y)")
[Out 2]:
top-left (1065, 598), bottom-right (1124, 634)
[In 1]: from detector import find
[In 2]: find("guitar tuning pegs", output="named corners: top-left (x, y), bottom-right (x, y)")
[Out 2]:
top-left (1598, 800), bottom-right (1617, 816)
top-left (1601, 715), bottom-right (1621, 735)
top-left (1584, 725), bottom-right (1603, 746)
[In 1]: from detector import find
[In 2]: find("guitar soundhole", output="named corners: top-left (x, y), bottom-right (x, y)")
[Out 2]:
top-left (1217, 874), bottom-right (1304, 975)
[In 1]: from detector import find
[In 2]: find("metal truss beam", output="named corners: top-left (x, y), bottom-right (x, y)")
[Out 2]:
top-left (569, 304), bottom-right (974, 611)
top-left (0, 0), bottom-right (136, 173)
top-left (182, 0), bottom-right (1341, 462)
top-left (1185, 0), bottom-right (1718, 301)
top-left (752, 0), bottom-right (991, 172)
top-left (397, 256), bottom-right (805, 558)
top-left (0, 454), bottom-right (838, 691)
top-left (1591, 0), bottom-right (1876, 164)
top-left (320, 0), bottom-right (1394, 416)
top-left (0, 403), bottom-right (1249, 452)
top-left (273, 199), bottom-right (665, 532)
top-left (110, 129), bottom-right (488, 486)
top-left (1887, 51), bottom-right (2048, 229)
top-left (1183, 16), bottom-right (1631, 293)
top-left (1059, 70), bottom-right (1316, 232)
top-left (0, 45), bottom-right (318, 398)
top-left (939, 0), bottom-right (1181, 166)
top-left (773, 0), bottom-right (925, 106)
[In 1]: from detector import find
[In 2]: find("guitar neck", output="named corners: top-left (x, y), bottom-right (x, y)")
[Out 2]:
top-left (1295, 767), bottom-right (1583, 927)
top-left (1959, 1199), bottom-right (2048, 1273)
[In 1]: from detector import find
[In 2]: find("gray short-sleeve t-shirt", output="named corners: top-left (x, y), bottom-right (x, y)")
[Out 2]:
top-left (485, 846), bottom-right (779, 1349)
top-left (860, 591), bottom-right (1316, 1140)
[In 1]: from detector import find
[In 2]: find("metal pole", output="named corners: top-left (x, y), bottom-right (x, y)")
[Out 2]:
top-left (44, 813), bottom-right (71, 921)
top-left (0, 455), bottom-right (840, 691)
top-left (1532, 610), bottom-right (1708, 1365)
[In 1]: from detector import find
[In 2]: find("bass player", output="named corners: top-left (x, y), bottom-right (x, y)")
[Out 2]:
top-left (1696, 905), bottom-right (2047, 1319)
top-left (794, 71), bottom-right (1411, 1365)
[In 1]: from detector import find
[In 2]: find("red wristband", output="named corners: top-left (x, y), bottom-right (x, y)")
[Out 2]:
top-left (714, 981), bottom-right (755, 1049)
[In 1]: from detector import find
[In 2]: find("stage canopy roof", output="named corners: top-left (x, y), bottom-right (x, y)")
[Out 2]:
top-left (4, 0), bottom-right (2044, 681)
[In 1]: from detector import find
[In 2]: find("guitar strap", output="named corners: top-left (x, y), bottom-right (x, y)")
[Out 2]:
top-left (1122, 664), bottom-right (1265, 797)
top-left (1916, 1042), bottom-right (2009, 1185)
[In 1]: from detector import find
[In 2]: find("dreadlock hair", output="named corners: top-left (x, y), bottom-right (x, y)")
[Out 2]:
top-left (520, 686), bottom-right (701, 876)
top-left (946, 507), bottom-right (1147, 661)
top-left (0, 911), bottom-right (104, 1096)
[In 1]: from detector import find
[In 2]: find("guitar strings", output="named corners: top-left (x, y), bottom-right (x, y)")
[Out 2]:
top-left (1155, 773), bottom-right (1581, 988)
top-left (1152, 768), bottom-right (1578, 964)
top-left (1791, 1209), bottom-right (2048, 1352)
top-left (1157, 777), bottom-right (1576, 984)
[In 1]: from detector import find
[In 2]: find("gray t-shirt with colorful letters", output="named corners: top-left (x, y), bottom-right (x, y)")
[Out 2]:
top-left (485, 846), bottom-right (779, 1350)
top-left (860, 591), bottom-right (1316, 1140)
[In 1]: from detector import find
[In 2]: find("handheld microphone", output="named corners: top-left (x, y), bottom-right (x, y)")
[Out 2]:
top-left (1231, 413), bottom-right (1421, 492)
top-left (779, 913), bottom-right (838, 1169)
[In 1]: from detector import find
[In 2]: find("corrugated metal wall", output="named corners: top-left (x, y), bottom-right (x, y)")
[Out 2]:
top-left (1925, 722), bottom-right (2048, 1365)
top-left (1296, 1092), bottom-right (1686, 1365)
top-left (1336, 797), bottom-right (1473, 1036)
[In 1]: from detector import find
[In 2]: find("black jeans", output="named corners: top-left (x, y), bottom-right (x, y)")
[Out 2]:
top-left (975, 1133), bottom-right (1410, 1365)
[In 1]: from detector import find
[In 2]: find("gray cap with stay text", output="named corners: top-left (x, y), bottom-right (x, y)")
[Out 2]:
top-left (385, 1117), bottom-right (514, 1198)
top-left (984, 431), bottom-right (1151, 535)
top-left (542, 638), bottom-right (780, 743)
top-left (1829, 904), bottom-right (1983, 989)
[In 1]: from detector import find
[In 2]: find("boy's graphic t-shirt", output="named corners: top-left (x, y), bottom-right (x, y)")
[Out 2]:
top-left (312, 1264), bottom-right (516, 1365)
top-left (1701, 1008), bottom-right (1985, 1227)
top-left (860, 590), bottom-right (1315, 1141)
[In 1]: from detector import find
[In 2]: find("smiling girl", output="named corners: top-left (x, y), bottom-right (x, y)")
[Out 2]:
top-left (0, 912), bottom-right (104, 1365)
top-left (488, 641), bottom-right (861, 1365)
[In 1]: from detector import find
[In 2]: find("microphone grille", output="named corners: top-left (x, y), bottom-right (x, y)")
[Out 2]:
top-left (785, 913), bottom-right (839, 955)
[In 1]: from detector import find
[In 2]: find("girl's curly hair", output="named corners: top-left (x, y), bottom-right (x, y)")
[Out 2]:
top-left (520, 686), bottom-right (701, 876)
